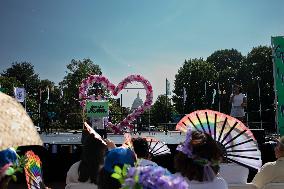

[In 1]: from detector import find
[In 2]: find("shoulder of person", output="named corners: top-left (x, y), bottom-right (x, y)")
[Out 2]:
top-left (259, 161), bottom-right (276, 171)
top-left (214, 176), bottom-right (229, 189)
top-left (66, 161), bottom-right (81, 185)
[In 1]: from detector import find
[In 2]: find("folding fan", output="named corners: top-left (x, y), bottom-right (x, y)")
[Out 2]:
top-left (84, 122), bottom-right (107, 145)
top-left (24, 151), bottom-right (44, 189)
top-left (145, 137), bottom-right (171, 157)
top-left (176, 109), bottom-right (262, 170)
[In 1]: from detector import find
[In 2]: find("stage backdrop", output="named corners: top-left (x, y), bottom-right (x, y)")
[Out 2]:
top-left (272, 36), bottom-right (284, 136)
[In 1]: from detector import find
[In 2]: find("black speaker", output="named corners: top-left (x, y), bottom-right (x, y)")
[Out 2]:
top-left (250, 129), bottom-right (265, 145)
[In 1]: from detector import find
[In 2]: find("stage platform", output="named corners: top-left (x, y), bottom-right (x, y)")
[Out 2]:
top-left (40, 131), bottom-right (186, 145)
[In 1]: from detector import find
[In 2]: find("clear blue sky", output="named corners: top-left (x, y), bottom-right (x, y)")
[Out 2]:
top-left (0, 0), bottom-right (284, 107)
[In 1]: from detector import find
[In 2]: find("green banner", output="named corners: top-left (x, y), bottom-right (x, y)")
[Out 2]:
top-left (272, 36), bottom-right (284, 136)
top-left (86, 100), bottom-right (109, 118)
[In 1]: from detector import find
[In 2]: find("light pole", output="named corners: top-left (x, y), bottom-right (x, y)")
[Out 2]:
top-left (257, 77), bottom-right (263, 129)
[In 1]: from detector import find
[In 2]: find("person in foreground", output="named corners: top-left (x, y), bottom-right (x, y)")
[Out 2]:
top-left (131, 137), bottom-right (158, 166)
top-left (174, 130), bottom-right (228, 189)
top-left (65, 133), bottom-right (107, 189)
top-left (251, 136), bottom-right (284, 189)
top-left (97, 147), bottom-right (136, 189)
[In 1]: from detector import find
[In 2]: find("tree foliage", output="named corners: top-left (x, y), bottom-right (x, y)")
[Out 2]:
top-left (1, 62), bottom-right (40, 97)
top-left (0, 76), bottom-right (21, 96)
top-left (244, 46), bottom-right (274, 125)
top-left (173, 59), bottom-right (217, 114)
top-left (150, 95), bottom-right (174, 126)
top-left (59, 58), bottom-right (102, 129)
top-left (173, 47), bottom-right (275, 130)
top-left (1, 62), bottom-right (40, 123)
top-left (206, 49), bottom-right (245, 114)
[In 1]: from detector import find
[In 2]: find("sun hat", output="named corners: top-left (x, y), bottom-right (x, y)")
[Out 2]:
top-left (0, 92), bottom-right (42, 150)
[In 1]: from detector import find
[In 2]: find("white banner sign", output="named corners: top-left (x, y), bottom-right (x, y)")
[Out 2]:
top-left (14, 87), bottom-right (26, 102)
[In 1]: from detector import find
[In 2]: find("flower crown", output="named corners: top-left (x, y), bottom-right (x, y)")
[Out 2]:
top-left (176, 129), bottom-right (220, 181)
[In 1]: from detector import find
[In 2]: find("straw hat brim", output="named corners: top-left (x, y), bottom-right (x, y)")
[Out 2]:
top-left (0, 92), bottom-right (42, 151)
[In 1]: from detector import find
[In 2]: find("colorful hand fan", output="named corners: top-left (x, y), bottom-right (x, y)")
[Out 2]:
top-left (176, 109), bottom-right (262, 170)
top-left (84, 122), bottom-right (107, 145)
top-left (24, 151), bottom-right (44, 189)
top-left (145, 137), bottom-right (171, 157)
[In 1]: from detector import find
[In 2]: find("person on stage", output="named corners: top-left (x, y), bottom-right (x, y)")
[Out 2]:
top-left (230, 84), bottom-right (247, 122)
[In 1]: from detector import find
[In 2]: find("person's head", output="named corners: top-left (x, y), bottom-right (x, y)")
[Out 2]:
top-left (78, 133), bottom-right (107, 184)
top-left (174, 130), bottom-right (223, 182)
top-left (274, 136), bottom-right (284, 159)
top-left (132, 137), bottom-right (150, 159)
top-left (233, 84), bottom-right (242, 94)
top-left (98, 147), bottom-right (136, 189)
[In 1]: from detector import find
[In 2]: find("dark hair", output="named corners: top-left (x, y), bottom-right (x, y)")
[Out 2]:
top-left (81, 129), bottom-right (90, 144)
top-left (78, 133), bottom-right (107, 184)
top-left (234, 84), bottom-right (243, 93)
top-left (132, 137), bottom-right (149, 159)
top-left (97, 167), bottom-right (121, 189)
top-left (174, 131), bottom-right (223, 182)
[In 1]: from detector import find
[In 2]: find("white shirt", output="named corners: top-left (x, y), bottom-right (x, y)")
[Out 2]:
top-left (231, 93), bottom-right (246, 107)
top-left (187, 176), bottom-right (228, 189)
top-left (65, 161), bottom-right (98, 189)
top-left (219, 163), bottom-right (249, 184)
top-left (252, 157), bottom-right (284, 189)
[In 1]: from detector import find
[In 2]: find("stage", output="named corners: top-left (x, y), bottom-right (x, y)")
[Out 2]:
top-left (40, 131), bottom-right (186, 145)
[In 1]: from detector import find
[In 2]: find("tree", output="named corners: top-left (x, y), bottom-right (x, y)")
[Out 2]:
top-left (173, 59), bottom-right (217, 114)
top-left (38, 79), bottom-right (61, 132)
top-left (1, 62), bottom-right (41, 123)
top-left (206, 49), bottom-right (245, 113)
top-left (1, 62), bottom-right (40, 96)
top-left (0, 76), bottom-right (21, 96)
top-left (59, 58), bottom-right (102, 129)
top-left (244, 46), bottom-right (274, 129)
top-left (206, 49), bottom-right (244, 72)
top-left (150, 95), bottom-right (175, 126)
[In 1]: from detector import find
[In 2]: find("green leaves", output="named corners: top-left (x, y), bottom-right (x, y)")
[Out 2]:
top-left (111, 164), bottom-right (132, 186)
top-left (111, 165), bottom-right (124, 184)
top-left (5, 167), bottom-right (15, 176)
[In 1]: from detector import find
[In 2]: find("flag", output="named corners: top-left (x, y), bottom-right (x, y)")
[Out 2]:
top-left (14, 87), bottom-right (26, 102)
top-left (183, 87), bottom-right (187, 104)
top-left (166, 79), bottom-right (171, 95)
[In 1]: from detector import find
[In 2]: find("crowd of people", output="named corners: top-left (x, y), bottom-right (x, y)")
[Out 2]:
top-left (1, 127), bottom-right (284, 188)
top-left (63, 127), bottom-right (284, 189)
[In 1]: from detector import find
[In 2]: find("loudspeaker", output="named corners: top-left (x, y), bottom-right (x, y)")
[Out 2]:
top-left (250, 129), bottom-right (265, 145)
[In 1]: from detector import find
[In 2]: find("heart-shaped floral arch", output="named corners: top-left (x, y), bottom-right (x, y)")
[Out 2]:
top-left (79, 75), bottom-right (153, 133)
